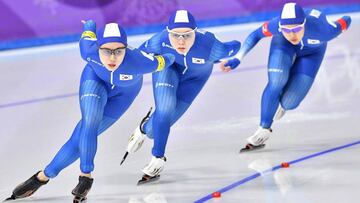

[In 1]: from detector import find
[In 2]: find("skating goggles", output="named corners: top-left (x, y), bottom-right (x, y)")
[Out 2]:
top-left (167, 27), bottom-right (197, 40)
top-left (279, 21), bottom-right (305, 34)
top-left (99, 47), bottom-right (127, 57)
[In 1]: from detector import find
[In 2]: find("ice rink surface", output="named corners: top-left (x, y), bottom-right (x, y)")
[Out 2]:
top-left (0, 12), bottom-right (359, 203)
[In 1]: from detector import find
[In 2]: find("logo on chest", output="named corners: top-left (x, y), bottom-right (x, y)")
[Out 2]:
top-left (307, 39), bottom-right (320, 45)
top-left (119, 74), bottom-right (133, 81)
top-left (192, 57), bottom-right (205, 64)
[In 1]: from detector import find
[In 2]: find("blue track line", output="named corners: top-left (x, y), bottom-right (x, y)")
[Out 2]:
top-left (194, 139), bottom-right (360, 203)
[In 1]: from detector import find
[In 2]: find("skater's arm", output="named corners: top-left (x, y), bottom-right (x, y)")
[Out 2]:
top-left (235, 19), bottom-right (279, 61)
top-left (323, 15), bottom-right (351, 41)
top-left (208, 38), bottom-right (241, 62)
top-left (79, 20), bottom-right (98, 61)
top-left (124, 31), bottom-right (173, 74)
top-left (219, 18), bottom-right (279, 72)
top-left (138, 31), bottom-right (164, 55)
top-left (123, 48), bottom-right (175, 74)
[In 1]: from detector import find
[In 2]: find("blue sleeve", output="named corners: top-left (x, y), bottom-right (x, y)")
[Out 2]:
top-left (208, 36), bottom-right (241, 62)
top-left (306, 10), bottom-right (351, 42)
top-left (79, 37), bottom-right (98, 61)
top-left (79, 21), bottom-right (98, 61)
top-left (138, 31), bottom-right (164, 54)
top-left (236, 17), bottom-right (280, 60)
top-left (123, 48), bottom-right (173, 75)
top-left (321, 15), bottom-right (351, 41)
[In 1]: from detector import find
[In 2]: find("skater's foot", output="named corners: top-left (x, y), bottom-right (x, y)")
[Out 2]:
top-left (4, 171), bottom-right (49, 201)
top-left (246, 127), bottom-right (272, 146)
top-left (142, 156), bottom-right (166, 177)
top-left (137, 156), bottom-right (166, 185)
top-left (121, 108), bottom-right (153, 165)
top-left (72, 176), bottom-right (93, 202)
top-left (127, 107), bottom-right (153, 153)
top-left (239, 127), bottom-right (272, 153)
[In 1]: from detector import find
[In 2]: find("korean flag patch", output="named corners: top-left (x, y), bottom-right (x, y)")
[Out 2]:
top-left (192, 57), bottom-right (205, 64)
top-left (120, 74), bottom-right (133, 80)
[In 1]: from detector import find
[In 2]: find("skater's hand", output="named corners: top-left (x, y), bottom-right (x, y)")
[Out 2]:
top-left (339, 16), bottom-right (351, 31)
top-left (82, 20), bottom-right (96, 33)
top-left (220, 58), bottom-right (241, 72)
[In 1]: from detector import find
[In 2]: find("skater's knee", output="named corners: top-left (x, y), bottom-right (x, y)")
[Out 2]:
top-left (266, 77), bottom-right (287, 93)
top-left (282, 102), bottom-right (299, 110)
top-left (281, 98), bottom-right (300, 110)
top-left (154, 105), bottom-right (175, 121)
top-left (81, 116), bottom-right (101, 131)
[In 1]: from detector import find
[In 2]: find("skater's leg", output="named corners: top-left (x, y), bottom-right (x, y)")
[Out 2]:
top-left (137, 75), bottom-right (211, 184)
top-left (144, 72), bottom-right (210, 138)
top-left (144, 100), bottom-right (190, 139)
top-left (281, 74), bottom-right (315, 110)
top-left (78, 80), bottom-right (108, 174)
top-left (43, 116), bottom-right (117, 179)
top-left (43, 80), bottom-right (108, 178)
top-left (260, 43), bottom-right (295, 128)
top-left (150, 67), bottom-right (180, 158)
top-left (241, 37), bottom-right (295, 151)
top-left (281, 44), bottom-right (326, 110)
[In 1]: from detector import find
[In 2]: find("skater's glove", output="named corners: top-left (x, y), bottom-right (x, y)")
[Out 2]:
top-left (225, 58), bottom-right (241, 70)
top-left (220, 57), bottom-right (241, 72)
top-left (337, 16), bottom-right (351, 32)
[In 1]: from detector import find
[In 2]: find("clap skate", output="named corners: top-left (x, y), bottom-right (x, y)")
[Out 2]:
top-left (4, 171), bottom-right (49, 201)
top-left (72, 176), bottom-right (93, 203)
top-left (240, 127), bottom-right (272, 153)
top-left (121, 107), bottom-right (153, 165)
top-left (137, 156), bottom-right (166, 185)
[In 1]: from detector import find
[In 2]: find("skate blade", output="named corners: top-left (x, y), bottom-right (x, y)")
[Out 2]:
top-left (120, 151), bottom-right (129, 165)
top-left (73, 196), bottom-right (87, 203)
top-left (137, 174), bottom-right (160, 185)
top-left (240, 144), bottom-right (265, 153)
top-left (3, 196), bottom-right (15, 202)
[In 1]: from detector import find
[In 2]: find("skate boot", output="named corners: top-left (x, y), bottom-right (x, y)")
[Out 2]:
top-left (4, 171), bottom-right (49, 201)
top-left (121, 107), bottom-right (153, 165)
top-left (240, 127), bottom-right (272, 153)
top-left (274, 105), bottom-right (286, 121)
top-left (72, 176), bottom-right (93, 203)
top-left (138, 156), bottom-right (166, 185)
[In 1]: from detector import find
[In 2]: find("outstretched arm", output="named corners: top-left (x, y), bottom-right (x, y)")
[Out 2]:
top-left (236, 25), bottom-right (269, 61)
top-left (324, 15), bottom-right (351, 41)
top-left (209, 39), bottom-right (241, 62)
top-left (79, 20), bottom-right (98, 61)
top-left (138, 31), bottom-right (164, 54)
top-left (220, 20), bottom-right (278, 72)
top-left (124, 48), bottom-right (175, 75)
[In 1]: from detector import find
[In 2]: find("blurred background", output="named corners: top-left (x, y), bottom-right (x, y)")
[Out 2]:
top-left (1, 0), bottom-right (359, 50)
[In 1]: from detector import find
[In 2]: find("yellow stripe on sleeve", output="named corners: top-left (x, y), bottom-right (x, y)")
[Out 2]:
top-left (155, 55), bottom-right (166, 72)
top-left (81, 31), bottom-right (96, 39)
